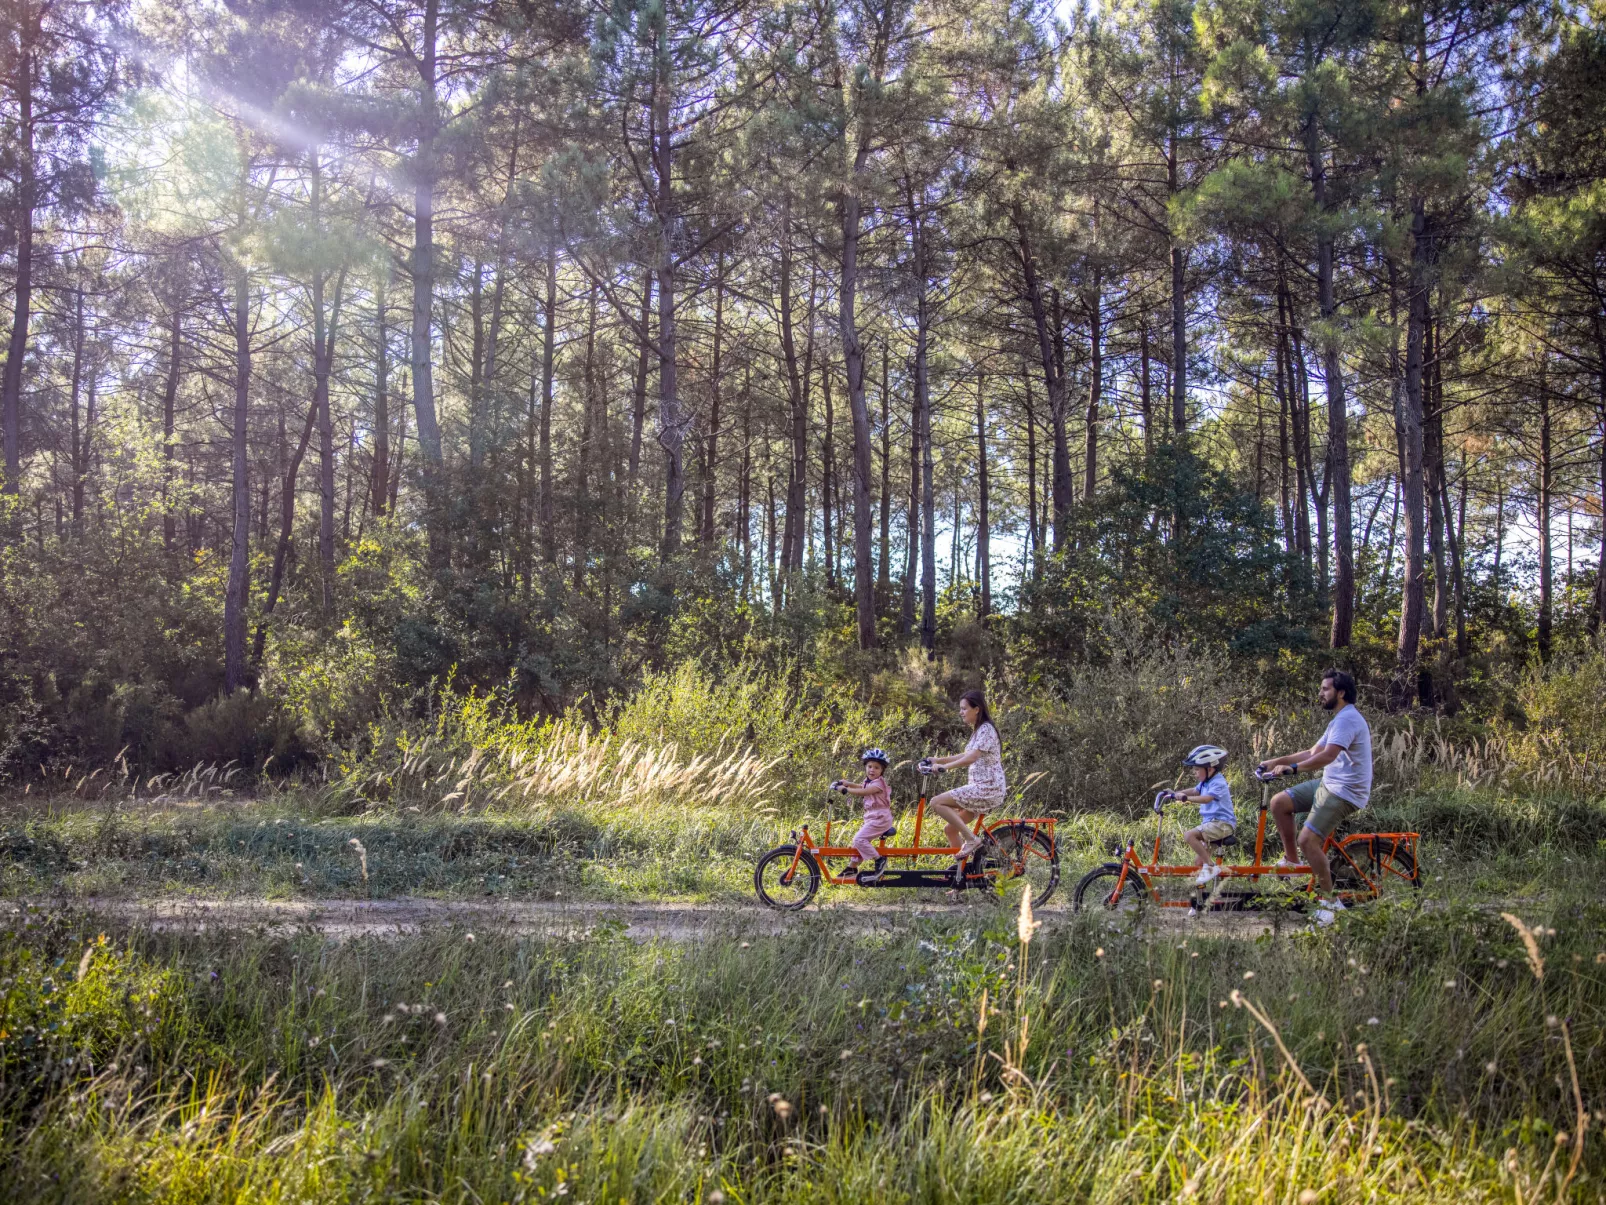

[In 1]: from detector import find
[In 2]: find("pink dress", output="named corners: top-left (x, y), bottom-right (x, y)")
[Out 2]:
top-left (851, 775), bottom-right (895, 863)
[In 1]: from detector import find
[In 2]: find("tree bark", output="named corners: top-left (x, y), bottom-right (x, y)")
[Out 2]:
top-left (68, 284), bottom-right (85, 534)
top-left (1169, 133), bottom-right (1187, 435)
top-left (1, 21), bottom-right (34, 502)
top-left (1394, 222), bottom-right (1429, 703)
top-left (1309, 120), bottom-right (1354, 648)
top-left (1012, 205), bottom-right (1071, 548)
top-left (1084, 268), bottom-right (1101, 502)
top-left (628, 266), bottom-right (651, 489)
top-left (409, 0), bottom-right (445, 569)
top-left (162, 295), bottom-right (182, 548)
top-left (877, 341), bottom-right (891, 596)
top-left (370, 272), bottom-right (390, 518)
top-left (976, 373), bottom-right (991, 618)
top-left (653, 20), bottom-right (686, 561)
top-left (252, 396), bottom-right (318, 668)
top-left (701, 253), bottom-right (725, 548)
top-left (838, 181), bottom-right (877, 648)
top-left (901, 385), bottom-right (919, 636)
top-left (1538, 359), bottom-right (1553, 662)
top-left (224, 267), bottom-right (252, 694)
top-left (539, 238), bottom-right (558, 561)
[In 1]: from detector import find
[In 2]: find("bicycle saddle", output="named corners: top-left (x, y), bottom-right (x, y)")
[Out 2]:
top-left (878, 827), bottom-right (897, 840)
top-left (1207, 834), bottom-right (1240, 849)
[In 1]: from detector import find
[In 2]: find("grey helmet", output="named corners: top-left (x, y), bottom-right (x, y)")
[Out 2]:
top-left (1182, 744), bottom-right (1228, 768)
top-left (861, 748), bottom-right (890, 769)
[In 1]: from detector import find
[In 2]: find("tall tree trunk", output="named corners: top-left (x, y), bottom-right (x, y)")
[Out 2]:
top-left (1593, 317), bottom-right (1606, 634)
top-left (539, 238), bottom-right (558, 561)
top-left (1538, 359), bottom-right (1553, 662)
top-left (778, 226), bottom-right (807, 582)
top-left (1, 23), bottom-right (33, 503)
top-left (252, 397), bottom-right (318, 668)
top-left (370, 272), bottom-right (390, 518)
top-left (1169, 132), bottom-right (1187, 435)
top-left (1309, 121), bottom-right (1354, 648)
top-left (224, 267), bottom-right (252, 694)
top-left (976, 373), bottom-right (990, 619)
top-left (653, 27), bottom-right (686, 562)
top-left (1084, 267), bottom-right (1101, 502)
top-left (575, 287), bottom-right (597, 591)
top-left (917, 288), bottom-right (936, 655)
top-left (1425, 315), bottom-right (1448, 640)
top-left (838, 177), bottom-right (877, 649)
top-left (155, 305), bottom-right (180, 549)
top-left (410, 0), bottom-right (445, 570)
top-left (68, 284), bottom-right (85, 534)
top-left (1394, 225), bottom-right (1429, 704)
top-left (1012, 205), bottom-right (1071, 548)
top-left (313, 253), bottom-right (348, 614)
top-left (628, 266), bottom-right (652, 489)
top-left (1024, 374), bottom-right (1039, 579)
top-left (1444, 460), bottom-right (1468, 657)
top-left (1139, 318), bottom-right (1153, 454)
top-left (877, 341), bottom-right (891, 597)
top-left (821, 359), bottom-right (835, 586)
top-left (701, 253), bottom-right (724, 548)
top-left (901, 386), bottom-right (918, 636)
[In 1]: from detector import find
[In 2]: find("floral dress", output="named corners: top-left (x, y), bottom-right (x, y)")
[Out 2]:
top-left (949, 722), bottom-right (1005, 811)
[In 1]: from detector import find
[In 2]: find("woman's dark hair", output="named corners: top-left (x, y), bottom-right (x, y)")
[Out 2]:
top-left (959, 689), bottom-right (994, 731)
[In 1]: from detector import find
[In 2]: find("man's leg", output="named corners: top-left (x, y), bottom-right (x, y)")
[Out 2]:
top-left (1272, 780), bottom-right (1319, 861)
top-left (1300, 790), bottom-right (1360, 896)
top-left (1297, 825), bottom-right (1333, 892)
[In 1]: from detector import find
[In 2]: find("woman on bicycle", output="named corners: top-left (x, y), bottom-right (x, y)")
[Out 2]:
top-left (920, 689), bottom-right (1005, 870)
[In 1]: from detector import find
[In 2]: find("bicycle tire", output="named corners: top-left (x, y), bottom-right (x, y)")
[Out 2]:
top-left (1072, 863), bottom-right (1148, 913)
top-left (754, 844), bottom-right (821, 910)
top-left (982, 823), bottom-right (1060, 908)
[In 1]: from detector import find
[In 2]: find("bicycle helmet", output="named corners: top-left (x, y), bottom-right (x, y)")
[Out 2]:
top-left (1182, 744), bottom-right (1228, 768)
top-left (861, 747), bottom-right (890, 769)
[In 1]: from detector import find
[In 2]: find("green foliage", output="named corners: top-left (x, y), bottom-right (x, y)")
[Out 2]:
top-left (1014, 443), bottom-right (1320, 674)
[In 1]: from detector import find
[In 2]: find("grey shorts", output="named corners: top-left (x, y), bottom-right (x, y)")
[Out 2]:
top-left (1285, 779), bottom-right (1360, 839)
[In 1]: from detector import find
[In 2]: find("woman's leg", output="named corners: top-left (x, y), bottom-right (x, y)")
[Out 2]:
top-left (928, 791), bottom-right (977, 850)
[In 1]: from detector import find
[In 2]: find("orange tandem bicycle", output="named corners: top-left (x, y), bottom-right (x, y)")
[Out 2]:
top-left (1073, 767), bottom-right (1421, 914)
top-left (754, 775), bottom-right (1060, 910)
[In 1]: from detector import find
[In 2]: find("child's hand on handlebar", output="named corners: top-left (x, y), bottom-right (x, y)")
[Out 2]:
top-left (830, 779), bottom-right (846, 793)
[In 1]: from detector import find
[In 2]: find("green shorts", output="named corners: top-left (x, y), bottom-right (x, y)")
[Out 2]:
top-left (1285, 779), bottom-right (1360, 839)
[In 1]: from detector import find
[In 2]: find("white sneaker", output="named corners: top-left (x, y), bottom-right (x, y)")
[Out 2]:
top-left (1313, 898), bottom-right (1347, 927)
top-left (1194, 863), bottom-right (1222, 887)
top-left (1275, 858), bottom-right (1302, 871)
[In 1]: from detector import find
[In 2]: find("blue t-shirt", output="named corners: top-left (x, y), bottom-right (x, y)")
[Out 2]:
top-left (1195, 772), bottom-right (1234, 826)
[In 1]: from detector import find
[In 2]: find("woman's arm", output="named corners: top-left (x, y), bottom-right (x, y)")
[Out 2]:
top-left (935, 748), bottom-right (981, 770)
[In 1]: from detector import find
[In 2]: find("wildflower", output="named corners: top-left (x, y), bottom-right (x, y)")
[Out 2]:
top-left (740, 942), bottom-right (750, 950)
top-left (434, 1012), bottom-right (447, 1026)
top-left (1299, 1192), bottom-right (1318, 1205)
top-left (1095, 948), bottom-right (1105, 958)
top-left (1242, 971), bottom-right (1255, 981)
top-left (840, 1049), bottom-right (854, 1061)
top-left (1546, 1015), bottom-right (1560, 1028)
top-left (708, 1193), bottom-right (726, 1205)
top-left (465, 933), bottom-right (475, 943)
top-left (979, 1092), bottom-right (994, 1103)
top-left (770, 1095), bottom-right (793, 1120)
top-left (1443, 979), bottom-right (1456, 989)
top-left (1367, 1017), bottom-right (1380, 1026)
top-left (1485, 1061), bottom-right (1498, 1074)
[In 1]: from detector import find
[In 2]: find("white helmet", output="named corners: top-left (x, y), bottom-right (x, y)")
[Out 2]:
top-left (1182, 744), bottom-right (1228, 768)
top-left (861, 748), bottom-right (890, 768)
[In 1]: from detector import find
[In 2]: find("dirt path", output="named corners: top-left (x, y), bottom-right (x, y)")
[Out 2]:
top-left (5, 896), bottom-right (1288, 942)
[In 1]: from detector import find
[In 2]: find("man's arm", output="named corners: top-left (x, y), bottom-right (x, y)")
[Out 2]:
top-left (1260, 746), bottom-right (1320, 771)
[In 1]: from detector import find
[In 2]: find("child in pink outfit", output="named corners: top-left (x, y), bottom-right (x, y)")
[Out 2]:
top-left (832, 749), bottom-right (894, 881)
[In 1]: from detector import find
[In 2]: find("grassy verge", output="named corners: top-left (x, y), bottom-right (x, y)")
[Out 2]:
top-left (3, 786), bottom-right (1604, 908)
top-left (1, 890), bottom-right (1601, 1201)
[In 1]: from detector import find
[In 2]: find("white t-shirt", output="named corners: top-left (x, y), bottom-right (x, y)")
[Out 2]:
top-left (1318, 705), bottom-right (1373, 809)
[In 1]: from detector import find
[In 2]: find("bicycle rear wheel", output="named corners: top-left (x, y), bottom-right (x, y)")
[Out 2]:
top-left (754, 845), bottom-right (821, 910)
top-left (983, 823), bottom-right (1060, 908)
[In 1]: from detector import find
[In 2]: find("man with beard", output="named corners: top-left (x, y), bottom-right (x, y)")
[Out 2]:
top-left (1257, 669), bottom-right (1373, 926)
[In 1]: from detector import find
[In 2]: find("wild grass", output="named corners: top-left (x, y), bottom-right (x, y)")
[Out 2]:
top-left (0, 892), bottom-right (1601, 1201)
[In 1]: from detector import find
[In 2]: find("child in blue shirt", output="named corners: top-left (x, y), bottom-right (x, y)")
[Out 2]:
top-left (1166, 745), bottom-right (1234, 886)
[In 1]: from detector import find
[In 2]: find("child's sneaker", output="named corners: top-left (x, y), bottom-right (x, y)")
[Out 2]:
top-left (856, 857), bottom-right (887, 885)
top-left (1194, 863), bottom-right (1222, 887)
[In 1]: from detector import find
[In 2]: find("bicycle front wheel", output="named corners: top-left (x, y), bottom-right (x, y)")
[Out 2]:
top-left (754, 845), bottom-right (821, 910)
top-left (1073, 863), bottom-right (1148, 913)
top-left (984, 823), bottom-right (1061, 909)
